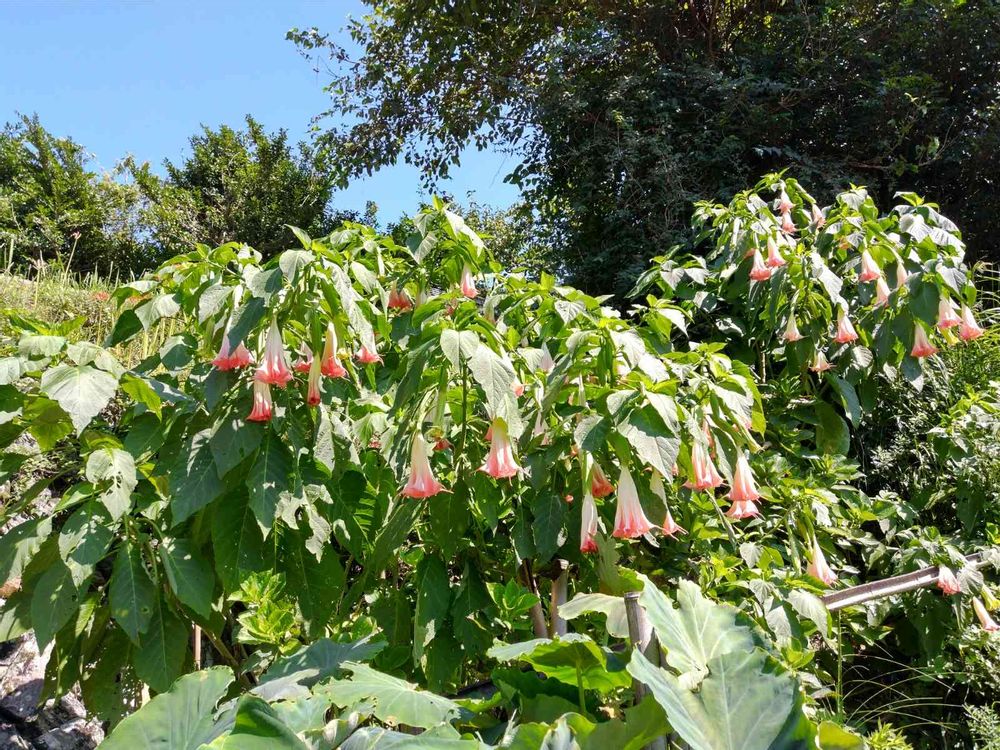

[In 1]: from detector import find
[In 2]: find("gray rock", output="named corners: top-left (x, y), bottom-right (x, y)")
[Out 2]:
top-left (35, 718), bottom-right (104, 749)
top-left (0, 634), bottom-right (48, 721)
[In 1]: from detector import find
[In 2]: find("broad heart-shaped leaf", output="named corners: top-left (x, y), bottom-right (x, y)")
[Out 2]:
top-left (627, 649), bottom-right (811, 750)
top-left (487, 633), bottom-right (630, 693)
top-left (210, 412), bottom-right (263, 478)
top-left (638, 577), bottom-right (756, 687)
top-left (468, 342), bottom-right (521, 431)
top-left (100, 666), bottom-right (234, 750)
top-left (215, 695), bottom-right (309, 750)
top-left (256, 637), bottom-right (385, 701)
top-left (506, 698), bottom-right (668, 750)
top-left (30, 558), bottom-right (92, 649)
top-left (135, 595), bottom-right (189, 693)
top-left (440, 329), bottom-right (480, 369)
top-left (169, 428), bottom-right (225, 525)
top-left (58, 501), bottom-right (114, 565)
top-left (0, 516), bottom-right (52, 585)
top-left (247, 428), bottom-right (293, 535)
top-left (109, 541), bottom-right (156, 643)
top-left (159, 538), bottom-right (215, 621)
top-left (618, 405), bottom-right (680, 478)
top-left (85, 447), bottom-right (137, 520)
top-left (40, 363), bottom-right (118, 434)
top-left (558, 593), bottom-right (630, 639)
top-left (322, 662), bottom-right (461, 729)
top-left (337, 727), bottom-right (480, 749)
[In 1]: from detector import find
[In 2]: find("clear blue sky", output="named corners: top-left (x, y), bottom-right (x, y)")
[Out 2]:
top-left (0, 0), bottom-right (519, 223)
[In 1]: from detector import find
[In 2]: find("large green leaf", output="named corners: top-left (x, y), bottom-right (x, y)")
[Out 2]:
top-left (322, 662), bottom-right (461, 729)
top-left (815, 402), bottom-right (850, 455)
top-left (488, 633), bottom-right (630, 692)
top-left (212, 491), bottom-right (270, 592)
top-left (58, 501), bottom-right (114, 565)
top-left (85, 447), bottom-right (138, 520)
top-left (281, 527), bottom-right (345, 638)
top-left (247, 428), bottom-right (293, 534)
top-left (414, 554), bottom-right (452, 664)
top-left (531, 492), bottom-right (566, 564)
top-left (257, 637), bottom-right (384, 703)
top-left (159, 538), bottom-right (215, 620)
top-left (627, 649), bottom-right (810, 750)
top-left (558, 593), bottom-right (630, 638)
top-left (0, 516), bottom-right (52, 585)
top-left (638, 577), bottom-right (756, 687)
top-left (468, 342), bottom-right (520, 429)
top-left (40, 363), bottom-right (118, 434)
top-left (170, 428), bottom-right (225, 525)
top-left (30, 558), bottom-right (92, 648)
top-left (135, 595), bottom-right (189, 693)
top-left (110, 541), bottom-right (157, 643)
top-left (210, 412), bottom-right (263, 478)
top-left (100, 666), bottom-right (234, 750)
top-left (618, 405), bottom-right (680, 478)
top-left (217, 695), bottom-right (309, 749)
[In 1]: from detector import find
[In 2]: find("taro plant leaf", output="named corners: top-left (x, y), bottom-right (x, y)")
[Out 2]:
top-left (487, 633), bottom-right (631, 692)
top-left (40, 363), bottom-right (118, 434)
top-left (169, 429), bottom-right (225, 525)
top-left (338, 727), bottom-right (481, 749)
top-left (100, 666), bottom-right (234, 750)
top-left (85, 447), bottom-right (138, 520)
top-left (627, 648), bottom-right (810, 750)
top-left (216, 695), bottom-right (309, 750)
top-left (638, 577), bottom-right (756, 688)
top-left (257, 637), bottom-right (385, 701)
top-left (110, 541), bottom-right (157, 644)
top-left (159, 538), bottom-right (215, 621)
top-left (558, 593), bottom-right (631, 638)
top-left (322, 662), bottom-right (461, 729)
top-left (135, 595), bottom-right (190, 693)
top-left (0, 516), bottom-right (52, 585)
top-left (247, 428), bottom-right (293, 535)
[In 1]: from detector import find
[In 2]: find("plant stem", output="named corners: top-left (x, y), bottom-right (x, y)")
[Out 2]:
top-left (708, 492), bottom-right (739, 552)
top-left (576, 665), bottom-right (586, 714)
top-left (836, 609), bottom-right (844, 719)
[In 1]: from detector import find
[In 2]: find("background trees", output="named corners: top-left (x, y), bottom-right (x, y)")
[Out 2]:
top-left (291, 0), bottom-right (1000, 296)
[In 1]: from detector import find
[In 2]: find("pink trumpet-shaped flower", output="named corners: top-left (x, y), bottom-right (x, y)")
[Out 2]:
top-left (612, 467), bottom-right (654, 539)
top-left (895, 261), bottom-right (909, 290)
top-left (807, 539), bottom-right (837, 585)
top-left (749, 248), bottom-right (772, 282)
top-left (580, 492), bottom-right (599, 554)
top-left (650, 471), bottom-right (686, 538)
top-left (974, 597), bottom-right (1000, 632)
top-left (460, 264), bottom-right (478, 298)
top-left (433, 435), bottom-right (452, 451)
top-left (401, 433), bottom-right (447, 498)
top-left (294, 343), bottom-right (314, 373)
top-left (729, 453), bottom-right (761, 503)
top-left (247, 380), bottom-right (273, 422)
top-left (590, 463), bottom-right (615, 498)
top-left (811, 204), bottom-right (825, 228)
top-left (539, 343), bottom-right (555, 373)
top-left (480, 420), bottom-right (521, 479)
top-left (254, 320), bottom-right (294, 387)
top-left (212, 331), bottom-right (253, 371)
top-left (356, 343), bottom-right (383, 365)
top-left (512, 381), bottom-right (527, 398)
top-left (780, 212), bottom-right (796, 234)
top-left (766, 237), bottom-right (786, 268)
top-left (959, 305), bottom-right (985, 341)
top-left (936, 566), bottom-right (961, 595)
top-left (684, 441), bottom-right (724, 491)
top-left (387, 283), bottom-right (413, 311)
top-left (858, 250), bottom-right (881, 282)
top-left (810, 350), bottom-right (833, 372)
top-left (937, 297), bottom-right (961, 330)
top-left (725, 497), bottom-right (760, 520)
top-left (306, 356), bottom-right (323, 407)
top-left (874, 277), bottom-right (891, 307)
top-left (784, 314), bottom-right (803, 342)
top-left (911, 324), bottom-right (938, 358)
top-left (834, 310), bottom-right (859, 344)
top-left (321, 324), bottom-right (348, 378)
top-left (777, 190), bottom-right (793, 214)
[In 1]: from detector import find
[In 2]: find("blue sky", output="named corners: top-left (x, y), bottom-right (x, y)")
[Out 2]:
top-left (0, 0), bottom-right (519, 223)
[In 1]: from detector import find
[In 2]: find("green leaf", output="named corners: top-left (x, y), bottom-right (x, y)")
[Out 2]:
top-left (23, 397), bottom-right (73, 451)
top-left (826, 375), bottom-right (861, 427)
top-left (558, 593), bottom-right (630, 639)
top-left (134, 294), bottom-right (181, 330)
top-left (159, 538), bottom-right (215, 621)
top-left (31, 559), bottom-right (92, 649)
top-left (281, 527), bottom-right (345, 638)
top-left (619, 405), bottom-right (680, 478)
top-left (574, 414), bottom-right (608, 453)
top-left (531, 493), bottom-right (567, 564)
top-left (468, 342), bottom-right (519, 427)
top-left (58, 501), bottom-right (114, 565)
top-left (0, 356), bottom-right (25, 385)
top-left (107, 309), bottom-right (143, 346)
top-left (440, 329), bottom-right (480, 369)
top-left (100, 666), bottom-right (234, 750)
top-left (170, 429), bottom-right (225, 525)
top-left (816, 722), bottom-right (865, 750)
top-left (212, 492), bottom-right (270, 592)
top-left (414, 555), bottom-right (452, 664)
top-left (218, 695), bottom-right (309, 749)
top-left (815, 401), bottom-right (850, 455)
top-left (110, 541), bottom-right (157, 643)
top-left (0, 516), bottom-right (52, 585)
top-left (210, 412), bottom-right (263, 477)
top-left (40, 363), bottom-right (118, 434)
top-left (488, 633), bottom-right (631, 692)
top-left (323, 662), bottom-right (461, 729)
top-left (85, 447), bottom-right (138, 520)
top-left (247, 428), bottom-right (293, 534)
top-left (19, 334), bottom-right (66, 358)
top-left (135, 596), bottom-right (189, 693)
top-left (279, 249), bottom-right (314, 280)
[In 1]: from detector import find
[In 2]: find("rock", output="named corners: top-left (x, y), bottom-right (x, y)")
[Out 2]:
top-left (0, 634), bottom-right (48, 721)
top-left (35, 718), bottom-right (104, 749)
top-left (0, 723), bottom-right (33, 749)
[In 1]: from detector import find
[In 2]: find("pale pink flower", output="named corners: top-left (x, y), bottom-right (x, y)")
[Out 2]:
top-left (766, 236), bottom-right (786, 268)
top-left (811, 204), bottom-right (825, 228)
top-left (807, 539), bottom-right (837, 585)
top-left (212, 330), bottom-right (253, 371)
top-left (306, 356), bottom-right (323, 407)
top-left (959, 305), bottom-right (985, 341)
top-left (974, 597), bottom-right (1000, 632)
top-left (684, 441), bottom-right (724, 491)
top-left (512, 381), bottom-right (527, 398)
top-left (612, 467), bottom-right (655, 539)
top-left (356, 343), bottom-right (383, 365)
top-left (911, 324), bottom-right (938, 358)
top-left (590, 462), bottom-right (615, 498)
top-left (460, 264), bottom-right (478, 299)
top-left (784, 314), bottom-right (803, 342)
top-left (247, 380), bottom-right (273, 422)
top-left (834, 310), bottom-right (859, 344)
top-left (780, 212), bottom-right (796, 234)
top-left (858, 250), bottom-right (881, 282)
top-left (401, 433), bottom-right (447, 498)
top-left (749, 248), bottom-right (772, 282)
top-left (254, 320), bottom-right (294, 387)
top-left (387, 283), bottom-right (413, 311)
top-left (320, 324), bottom-right (348, 378)
top-left (580, 492), bottom-right (599, 554)
top-left (539, 343), bottom-right (555, 373)
top-left (895, 261), bottom-right (910, 290)
top-left (293, 342), bottom-right (314, 373)
top-left (810, 351), bottom-right (833, 372)
top-left (777, 190), bottom-right (793, 214)
top-left (480, 420), bottom-right (521, 479)
top-left (874, 277), bottom-right (891, 307)
top-left (937, 297), bottom-right (961, 330)
top-left (936, 566), bottom-right (961, 595)
top-left (725, 498), bottom-right (760, 520)
top-left (729, 453), bottom-right (761, 503)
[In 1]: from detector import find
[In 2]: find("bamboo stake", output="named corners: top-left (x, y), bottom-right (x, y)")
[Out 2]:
top-left (549, 560), bottom-right (569, 637)
top-left (624, 592), bottom-right (668, 750)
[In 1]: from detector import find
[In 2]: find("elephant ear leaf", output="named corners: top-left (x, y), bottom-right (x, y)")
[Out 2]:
top-left (322, 663), bottom-right (461, 729)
